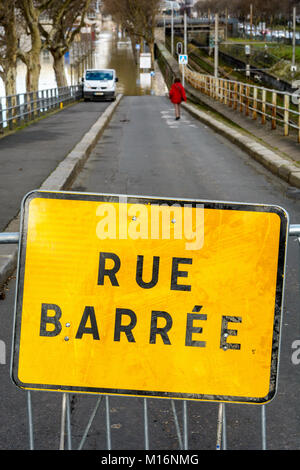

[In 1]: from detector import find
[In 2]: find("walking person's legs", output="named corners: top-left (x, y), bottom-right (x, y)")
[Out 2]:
top-left (174, 103), bottom-right (180, 120)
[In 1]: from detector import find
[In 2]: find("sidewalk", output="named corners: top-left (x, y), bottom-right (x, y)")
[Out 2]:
top-left (185, 83), bottom-right (300, 167)
top-left (183, 85), bottom-right (300, 190)
top-left (0, 100), bottom-right (113, 232)
top-left (0, 96), bottom-right (123, 290)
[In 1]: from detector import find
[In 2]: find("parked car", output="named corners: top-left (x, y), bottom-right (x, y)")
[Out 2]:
top-left (83, 69), bottom-right (118, 102)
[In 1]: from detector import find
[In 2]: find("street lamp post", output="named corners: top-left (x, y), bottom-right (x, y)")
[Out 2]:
top-left (171, 5), bottom-right (174, 56)
top-left (184, 9), bottom-right (187, 55)
top-left (292, 6), bottom-right (296, 78)
top-left (250, 3), bottom-right (253, 40)
top-left (214, 13), bottom-right (219, 78)
top-left (245, 45), bottom-right (251, 79)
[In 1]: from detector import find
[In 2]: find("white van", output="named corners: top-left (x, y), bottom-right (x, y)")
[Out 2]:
top-left (83, 69), bottom-right (118, 101)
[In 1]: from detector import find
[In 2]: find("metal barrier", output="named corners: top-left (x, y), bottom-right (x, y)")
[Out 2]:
top-left (0, 85), bottom-right (83, 132)
top-left (1, 224), bottom-right (300, 450)
top-left (184, 67), bottom-right (300, 143)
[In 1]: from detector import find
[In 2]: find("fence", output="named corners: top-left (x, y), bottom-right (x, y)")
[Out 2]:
top-left (184, 67), bottom-right (300, 143)
top-left (1, 224), bottom-right (300, 450)
top-left (0, 85), bottom-right (83, 133)
top-left (155, 40), bottom-right (300, 142)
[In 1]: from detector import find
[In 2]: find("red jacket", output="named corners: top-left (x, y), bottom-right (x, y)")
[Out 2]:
top-left (169, 82), bottom-right (187, 104)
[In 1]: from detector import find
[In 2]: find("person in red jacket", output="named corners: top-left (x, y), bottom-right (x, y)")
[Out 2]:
top-left (169, 77), bottom-right (187, 120)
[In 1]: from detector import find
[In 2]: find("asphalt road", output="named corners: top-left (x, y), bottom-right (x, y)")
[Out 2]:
top-left (1, 95), bottom-right (300, 451)
top-left (0, 100), bottom-right (110, 232)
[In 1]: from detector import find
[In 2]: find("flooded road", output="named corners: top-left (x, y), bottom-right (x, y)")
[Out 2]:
top-left (92, 29), bottom-right (166, 96)
top-left (0, 27), bottom-right (166, 98)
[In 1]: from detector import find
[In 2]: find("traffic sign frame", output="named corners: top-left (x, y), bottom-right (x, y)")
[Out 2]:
top-left (11, 190), bottom-right (289, 404)
top-left (178, 54), bottom-right (188, 65)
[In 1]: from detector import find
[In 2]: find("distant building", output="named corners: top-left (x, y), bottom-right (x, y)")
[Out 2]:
top-left (160, 1), bottom-right (181, 14)
top-left (160, 0), bottom-right (197, 17)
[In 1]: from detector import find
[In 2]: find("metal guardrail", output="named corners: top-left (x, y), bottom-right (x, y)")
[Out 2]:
top-left (289, 224), bottom-right (300, 236)
top-left (184, 67), bottom-right (300, 143)
top-left (2, 225), bottom-right (299, 244)
top-left (0, 85), bottom-right (83, 132)
top-left (0, 233), bottom-right (19, 244)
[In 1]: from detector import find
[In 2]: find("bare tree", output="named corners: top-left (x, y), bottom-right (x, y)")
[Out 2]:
top-left (40, 0), bottom-right (92, 88)
top-left (0, 0), bottom-right (18, 96)
top-left (102, 0), bottom-right (161, 65)
top-left (16, 0), bottom-right (57, 93)
top-left (195, 0), bottom-right (297, 24)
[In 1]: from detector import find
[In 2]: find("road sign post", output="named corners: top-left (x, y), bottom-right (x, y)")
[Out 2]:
top-left (176, 42), bottom-right (183, 56)
top-left (178, 55), bottom-right (188, 87)
top-left (139, 53), bottom-right (151, 70)
top-left (11, 191), bottom-right (288, 404)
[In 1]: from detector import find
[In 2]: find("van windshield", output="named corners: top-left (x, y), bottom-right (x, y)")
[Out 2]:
top-left (85, 71), bottom-right (114, 81)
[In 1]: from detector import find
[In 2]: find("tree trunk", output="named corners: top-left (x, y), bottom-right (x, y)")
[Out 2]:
top-left (149, 40), bottom-right (155, 68)
top-left (52, 53), bottom-right (68, 88)
top-left (25, 54), bottom-right (41, 93)
top-left (19, 0), bottom-right (42, 93)
top-left (4, 13), bottom-right (18, 97)
top-left (5, 63), bottom-right (17, 97)
top-left (130, 35), bottom-right (138, 64)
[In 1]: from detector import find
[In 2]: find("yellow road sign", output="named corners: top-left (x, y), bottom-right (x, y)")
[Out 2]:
top-left (11, 191), bottom-right (289, 404)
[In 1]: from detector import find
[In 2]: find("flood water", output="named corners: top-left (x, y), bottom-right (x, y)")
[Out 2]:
top-left (93, 30), bottom-right (155, 96)
top-left (0, 25), bottom-right (165, 98)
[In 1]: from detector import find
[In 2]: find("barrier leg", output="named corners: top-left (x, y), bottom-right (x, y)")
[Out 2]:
top-left (66, 394), bottom-right (72, 450)
top-left (171, 400), bottom-right (183, 450)
top-left (77, 396), bottom-right (103, 450)
top-left (144, 398), bottom-right (149, 450)
top-left (216, 403), bottom-right (223, 450)
top-left (59, 393), bottom-right (67, 450)
top-left (183, 400), bottom-right (188, 450)
top-left (27, 391), bottom-right (34, 450)
top-left (222, 403), bottom-right (227, 450)
top-left (105, 396), bottom-right (111, 450)
top-left (261, 405), bottom-right (267, 450)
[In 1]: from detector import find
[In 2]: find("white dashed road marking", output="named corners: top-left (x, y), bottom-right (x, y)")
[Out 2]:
top-left (161, 109), bottom-right (198, 129)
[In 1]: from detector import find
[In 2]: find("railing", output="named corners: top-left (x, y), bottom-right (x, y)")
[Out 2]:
top-left (184, 67), bottom-right (300, 143)
top-left (0, 85), bottom-right (83, 133)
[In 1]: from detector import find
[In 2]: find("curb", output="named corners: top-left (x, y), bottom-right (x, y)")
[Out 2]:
top-left (0, 94), bottom-right (123, 292)
top-left (182, 100), bottom-right (300, 189)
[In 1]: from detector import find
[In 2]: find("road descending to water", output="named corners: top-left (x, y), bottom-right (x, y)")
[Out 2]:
top-left (1, 94), bottom-right (300, 451)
